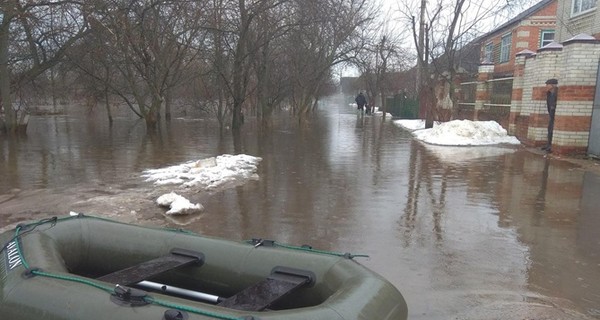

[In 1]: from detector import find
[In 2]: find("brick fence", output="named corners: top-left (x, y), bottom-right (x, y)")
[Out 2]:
top-left (460, 34), bottom-right (600, 155)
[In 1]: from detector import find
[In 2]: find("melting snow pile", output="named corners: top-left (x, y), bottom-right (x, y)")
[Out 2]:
top-left (395, 119), bottom-right (520, 146)
top-left (393, 119), bottom-right (439, 131)
top-left (156, 192), bottom-right (203, 215)
top-left (142, 154), bottom-right (262, 189)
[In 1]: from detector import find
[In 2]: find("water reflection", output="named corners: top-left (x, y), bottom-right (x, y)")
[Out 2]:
top-left (0, 100), bottom-right (599, 319)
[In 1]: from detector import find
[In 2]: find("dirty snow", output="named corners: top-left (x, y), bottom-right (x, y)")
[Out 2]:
top-left (156, 192), bottom-right (203, 215)
top-left (394, 119), bottom-right (521, 146)
top-left (142, 154), bottom-right (262, 189)
top-left (143, 154), bottom-right (261, 215)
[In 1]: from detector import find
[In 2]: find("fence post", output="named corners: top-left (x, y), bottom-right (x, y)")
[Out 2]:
top-left (509, 50), bottom-right (534, 136)
top-left (475, 62), bottom-right (494, 120)
top-left (553, 34), bottom-right (600, 154)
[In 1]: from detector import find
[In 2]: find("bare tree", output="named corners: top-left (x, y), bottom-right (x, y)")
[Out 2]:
top-left (398, 0), bottom-right (533, 128)
top-left (1, 0), bottom-right (387, 135)
top-left (354, 18), bottom-right (412, 118)
top-left (250, 1), bottom-right (295, 125)
top-left (74, 0), bottom-right (209, 131)
top-left (0, 0), bottom-right (89, 134)
top-left (286, 0), bottom-right (375, 122)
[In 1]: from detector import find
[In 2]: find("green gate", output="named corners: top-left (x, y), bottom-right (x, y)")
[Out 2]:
top-left (386, 94), bottom-right (419, 118)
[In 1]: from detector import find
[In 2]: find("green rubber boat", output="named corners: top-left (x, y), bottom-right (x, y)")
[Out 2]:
top-left (0, 215), bottom-right (407, 320)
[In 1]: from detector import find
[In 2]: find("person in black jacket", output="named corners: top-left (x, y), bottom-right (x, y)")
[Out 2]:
top-left (542, 78), bottom-right (558, 152)
top-left (355, 92), bottom-right (367, 113)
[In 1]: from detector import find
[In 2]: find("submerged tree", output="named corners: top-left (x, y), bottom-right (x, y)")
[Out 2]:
top-left (1, 0), bottom-right (382, 135)
top-left (73, 0), bottom-right (209, 131)
top-left (287, 0), bottom-right (374, 122)
top-left (0, 1), bottom-right (89, 133)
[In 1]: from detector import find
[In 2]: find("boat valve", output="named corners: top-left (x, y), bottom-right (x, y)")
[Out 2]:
top-left (163, 309), bottom-right (188, 320)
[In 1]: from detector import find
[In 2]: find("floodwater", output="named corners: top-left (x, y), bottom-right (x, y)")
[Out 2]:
top-left (1, 97), bottom-right (600, 319)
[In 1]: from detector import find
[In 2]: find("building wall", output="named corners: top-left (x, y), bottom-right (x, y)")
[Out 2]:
top-left (556, 0), bottom-right (600, 41)
top-left (479, 0), bottom-right (557, 77)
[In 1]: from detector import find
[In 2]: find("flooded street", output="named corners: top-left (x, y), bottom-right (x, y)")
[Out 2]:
top-left (1, 99), bottom-right (600, 319)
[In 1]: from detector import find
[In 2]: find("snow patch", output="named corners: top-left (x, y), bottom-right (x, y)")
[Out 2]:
top-left (142, 154), bottom-right (262, 189)
top-left (156, 192), bottom-right (203, 215)
top-left (394, 119), bottom-right (520, 146)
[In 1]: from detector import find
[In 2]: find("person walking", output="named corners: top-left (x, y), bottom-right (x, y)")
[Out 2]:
top-left (542, 78), bottom-right (558, 152)
top-left (355, 92), bottom-right (367, 114)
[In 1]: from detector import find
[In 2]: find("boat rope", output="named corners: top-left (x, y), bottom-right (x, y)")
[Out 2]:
top-left (0, 216), bottom-right (59, 256)
top-left (248, 239), bottom-right (369, 259)
top-left (9, 217), bottom-right (252, 320)
top-left (28, 269), bottom-right (115, 294)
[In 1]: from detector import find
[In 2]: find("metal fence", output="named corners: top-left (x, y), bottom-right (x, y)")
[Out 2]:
top-left (386, 94), bottom-right (419, 118)
top-left (459, 81), bottom-right (477, 105)
top-left (458, 77), bottom-right (513, 107)
top-left (488, 77), bottom-right (513, 106)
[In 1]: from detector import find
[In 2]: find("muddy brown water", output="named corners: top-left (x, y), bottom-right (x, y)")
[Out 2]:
top-left (1, 97), bottom-right (599, 319)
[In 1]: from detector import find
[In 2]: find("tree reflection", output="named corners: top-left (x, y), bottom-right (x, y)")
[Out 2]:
top-left (401, 140), bottom-right (449, 244)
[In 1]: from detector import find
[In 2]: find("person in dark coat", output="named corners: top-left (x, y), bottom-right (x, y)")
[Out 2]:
top-left (355, 92), bottom-right (367, 112)
top-left (542, 78), bottom-right (558, 152)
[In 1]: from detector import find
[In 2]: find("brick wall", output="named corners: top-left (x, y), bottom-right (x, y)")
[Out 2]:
top-left (508, 34), bottom-right (600, 154)
top-left (460, 33), bottom-right (599, 155)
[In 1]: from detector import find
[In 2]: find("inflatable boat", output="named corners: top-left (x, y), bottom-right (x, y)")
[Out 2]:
top-left (0, 215), bottom-right (407, 319)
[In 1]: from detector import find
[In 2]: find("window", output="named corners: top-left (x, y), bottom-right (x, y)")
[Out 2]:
top-left (572, 0), bottom-right (597, 15)
top-left (500, 33), bottom-right (511, 63)
top-left (540, 30), bottom-right (555, 47)
top-left (483, 42), bottom-right (494, 63)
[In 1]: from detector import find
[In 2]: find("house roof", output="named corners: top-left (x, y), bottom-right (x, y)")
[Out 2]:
top-left (430, 41), bottom-right (481, 76)
top-left (480, 0), bottom-right (555, 40)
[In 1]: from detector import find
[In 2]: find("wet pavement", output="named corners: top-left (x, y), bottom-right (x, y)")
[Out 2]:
top-left (1, 97), bottom-right (599, 319)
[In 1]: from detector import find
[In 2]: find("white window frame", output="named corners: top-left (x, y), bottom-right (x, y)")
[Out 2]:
top-left (540, 30), bottom-right (555, 47)
top-left (571, 0), bottom-right (597, 16)
top-left (483, 42), bottom-right (494, 63)
top-left (500, 33), bottom-right (511, 63)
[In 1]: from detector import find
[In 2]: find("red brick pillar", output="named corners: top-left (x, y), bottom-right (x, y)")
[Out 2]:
top-left (510, 49), bottom-right (534, 137)
top-left (475, 63), bottom-right (494, 120)
top-left (553, 34), bottom-right (600, 154)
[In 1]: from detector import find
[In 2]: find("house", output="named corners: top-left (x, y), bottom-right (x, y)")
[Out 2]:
top-left (555, 0), bottom-right (600, 41)
top-left (478, 0), bottom-right (558, 78)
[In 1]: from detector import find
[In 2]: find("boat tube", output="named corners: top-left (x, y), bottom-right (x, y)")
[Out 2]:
top-left (0, 215), bottom-right (407, 320)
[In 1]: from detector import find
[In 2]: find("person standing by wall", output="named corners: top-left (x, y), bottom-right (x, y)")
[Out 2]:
top-left (542, 78), bottom-right (558, 153)
top-left (355, 92), bottom-right (367, 114)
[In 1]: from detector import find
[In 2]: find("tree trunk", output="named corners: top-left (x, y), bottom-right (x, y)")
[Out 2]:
top-left (144, 96), bottom-right (163, 131)
top-left (165, 88), bottom-right (172, 121)
top-left (231, 0), bottom-right (252, 131)
top-left (0, 17), bottom-right (16, 133)
top-left (421, 85), bottom-right (435, 129)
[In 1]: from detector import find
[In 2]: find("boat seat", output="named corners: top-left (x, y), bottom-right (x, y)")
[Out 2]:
top-left (97, 248), bottom-right (204, 286)
top-left (218, 267), bottom-right (314, 311)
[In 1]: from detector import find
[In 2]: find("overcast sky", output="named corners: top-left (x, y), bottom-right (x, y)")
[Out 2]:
top-left (340, 0), bottom-right (540, 76)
